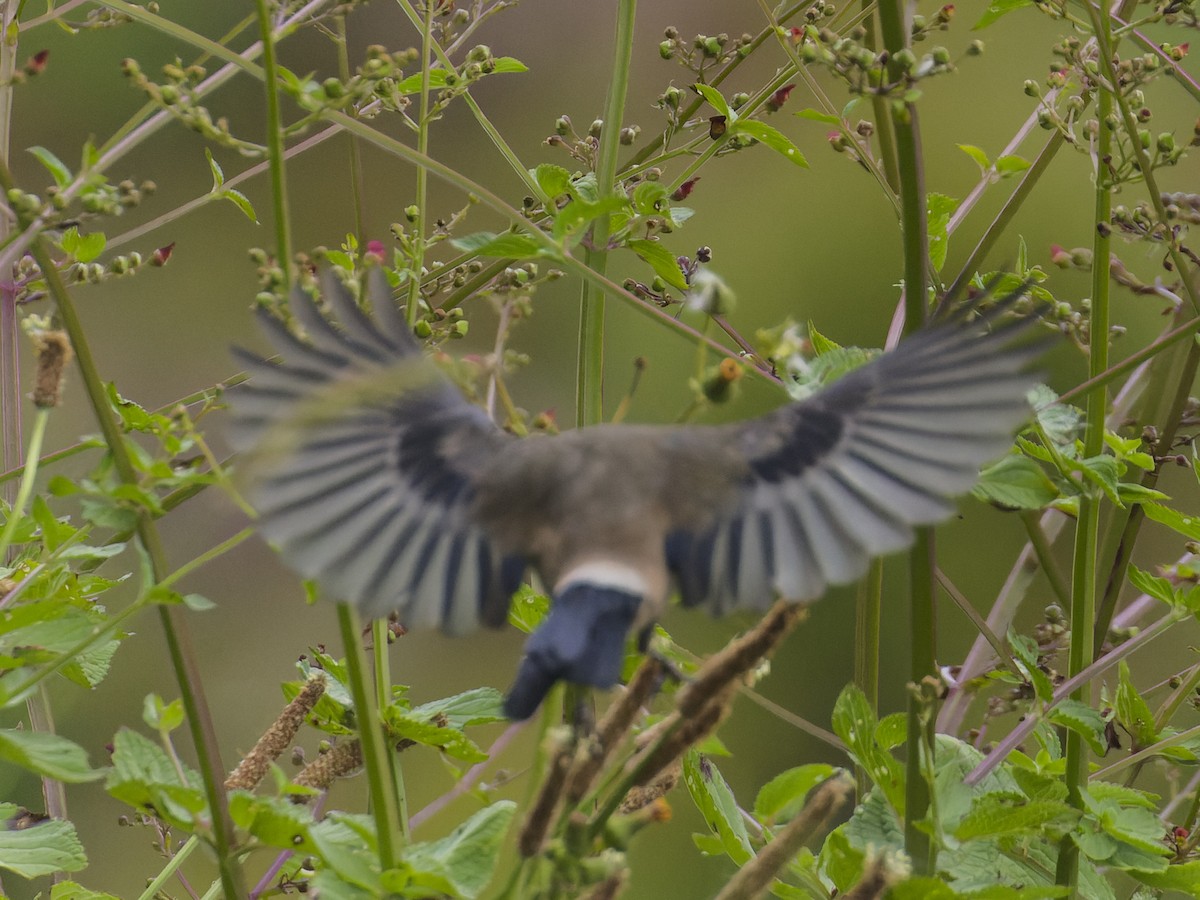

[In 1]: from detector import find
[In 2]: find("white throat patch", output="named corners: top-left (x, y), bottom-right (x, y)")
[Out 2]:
top-left (556, 561), bottom-right (648, 597)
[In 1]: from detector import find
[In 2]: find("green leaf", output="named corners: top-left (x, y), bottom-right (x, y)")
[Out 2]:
top-left (752, 764), bottom-right (836, 826)
top-left (219, 188), bottom-right (259, 223)
top-left (491, 57), bottom-right (527, 74)
top-left (1078, 455), bottom-right (1123, 505)
top-left (28, 146), bottom-right (73, 189)
top-left (974, 0), bottom-right (1034, 30)
top-left (973, 454), bottom-right (1058, 510)
top-left (806, 322), bottom-right (841, 356)
top-left (106, 728), bottom-right (205, 828)
top-left (0, 805), bottom-right (86, 877)
top-left (1007, 631), bottom-right (1054, 702)
top-left (875, 712), bottom-right (906, 750)
top-left (1047, 700), bottom-right (1108, 755)
top-left (1132, 860), bottom-right (1200, 893)
top-left (143, 694), bottom-right (185, 734)
top-left (794, 108), bottom-right (839, 125)
top-left (954, 795), bottom-right (1079, 841)
top-left (1115, 661), bottom-right (1159, 749)
top-left (531, 163), bottom-right (572, 201)
top-left (831, 685), bottom-right (904, 814)
top-left (205, 147), bottom-right (224, 188)
top-left (450, 231), bottom-right (541, 258)
top-left (817, 826), bottom-right (864, 892)
top-left (628, 239), bottom-right (687, 291)
top-left (1142, 502), bottom-right (1200, 541)
top-left (630, 180), bottom-right (669, 215)
top-left (507, 585), bottom-right (548, 634)
top-left (957, 143), bottom-right (991, 172)
top-left (994, 154), bottom-right (1031, 177)
top-left (0, 729), bottom-right (99, 782)
top-left (59, 226), bottom-right (106, 263)
top-left (50, 881), bottom-right (121, 900)
top-left (310, 814), bottom-right (381, 890)
top-left (732, 120), bottom-right (808, 167)
top-left (927, 192), bottom-right (957, 273)
top-left (409, 688), bottom-right (506, 729)
top-left (693, 83), bottom-right (731, 119)
top-left (401, 802), bottom-right (515, 899)
top-left (1128, 565), bottom-right (1180, 607)
top-left (385, 708), bottom-right (487, 763)
top-left (229, 792), bottom-right (315, 851)
top-left (682, 750), bottom-right (754, 865)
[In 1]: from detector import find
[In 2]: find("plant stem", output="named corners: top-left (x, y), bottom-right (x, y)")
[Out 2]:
top-left (0, 408), bottom-right (47, 561)
top-left (877, 0), bottom-right (935, 875)
top-left (1056, 13), bottom-right (1113, 887)
top-left (254, 0), bottom-right (292, 278)
top-left (576, 0), bottom-right (636, 427)
top-left (337, 604), bottom-right (401, 870)
top-left (853, 558), bottom-right (882, 798)
top-left (403, 0), bottom-right (435, 326)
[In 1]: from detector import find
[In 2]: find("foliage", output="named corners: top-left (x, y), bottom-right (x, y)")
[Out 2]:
top-left (0, 0), bottom-right (1197, 898)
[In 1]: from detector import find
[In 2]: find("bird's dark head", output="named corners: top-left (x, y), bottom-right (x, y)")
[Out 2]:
top-left (502, 581), bottom-right (643, 720)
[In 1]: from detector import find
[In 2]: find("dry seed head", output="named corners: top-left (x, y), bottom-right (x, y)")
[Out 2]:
top-left (31, 331), bottom-right (72, 408)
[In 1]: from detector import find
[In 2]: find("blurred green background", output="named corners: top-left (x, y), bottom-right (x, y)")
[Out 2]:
top-left (3, 1), bottom-right (1199, 897)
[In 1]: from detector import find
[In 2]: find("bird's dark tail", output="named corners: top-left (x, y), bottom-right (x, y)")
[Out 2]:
top-left (503, 583), bottom-right (642, 720)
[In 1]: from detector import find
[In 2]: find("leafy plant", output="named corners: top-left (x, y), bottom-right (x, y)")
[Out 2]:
top-left (0, 0), bottom-right (1197, 898)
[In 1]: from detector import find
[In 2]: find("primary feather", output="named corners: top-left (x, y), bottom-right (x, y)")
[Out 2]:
top-left (229, 269), bottom-right (1046, 717)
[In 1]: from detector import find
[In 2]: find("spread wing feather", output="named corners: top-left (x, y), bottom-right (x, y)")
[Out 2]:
top-left (228, 269), bottom-right (523, 633)
top-left (667, 302), bottom-right (1045, 611)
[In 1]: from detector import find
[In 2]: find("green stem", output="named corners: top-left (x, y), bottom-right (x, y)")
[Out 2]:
top-left (877, 0), bottom-right (935, 875)
top-left (403, 0), bottom-right (436, 326)
top-left (1019, 510), bottom-right (1071, 609)
top-left (576, 0), bottom-right (637, 427)
top-left (335, 16), bottom-right (367, 242)
top-left (1057, 10), bottom-right (1113, 890)
top-left (254, 0), bottom-right (292, 279)
top-left (337, 603), bottom-right (401, 869)
top-left (853, 558), bottom-right (882, 799)
top-left (0, 407), bottom-right (47, 561)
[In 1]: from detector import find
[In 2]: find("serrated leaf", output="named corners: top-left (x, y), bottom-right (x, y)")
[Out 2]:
top-left (1047, 700), bottom-right (1108, 755)
top-left (732, 120), bottom-right (808, 167)
top-left (410, 688), bottom-right (506, 729)
top-left (973, 454), bottom-right (1058, 510)
top-left (1079, 455), bottom-right (1123, 505)
top-left (753, 764), bottom-right (836, 826)
top-left (630, 180), bottom-right (669, 215)
top-left (628, 239), bottom-right (687, 291)
top-left (875, 712), bottom-right (906, 750)
top-left (1115, 661), bottom-right (1159, 749)
top-left (1132, 860), bottom-right (1200, 892)
top-left (219, 189), bottom-right (259, 223)
top-left (693, 83), bottom-right (731, 119)
top-left (0, 729), bottom-right (99, 782)
top-left (831, 685), bottom-right (904, 814)
top-left (1142, 502), bottom-right (1200, 541)
top-left (401, 802), bottom-right (514, 899)
top-left (531, 163), bottom-right (572, 201)
top-left (490, 57), bottom-right (527, 74)
top-left (230, 792), bottom-right (315, 851)
top-left (683, 750), bottom-right (753, 865)
top-left (28, 146), bottom-right (73, 189)
top-left (1008, 631), bottom-right (1055, 702)
top-left (450, 231), bottom-right (540, 259)
top-left (806, 322), bottom-right (841, 356)
top-left (205, 147), bottom-right (224, 188)
top-left (385, 708), bottom-right (487, 763)
top-left (0, 805), bottom-right (86, 877)
top-left (954, 795), bottom-right (1079, 840)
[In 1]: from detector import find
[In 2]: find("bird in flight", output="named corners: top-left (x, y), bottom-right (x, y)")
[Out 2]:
top-left (229, 268), bottom-right (1044, 719)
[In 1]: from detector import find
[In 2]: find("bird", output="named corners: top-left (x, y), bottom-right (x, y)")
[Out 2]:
top-left (228, 268), bottom-right (1046, 720)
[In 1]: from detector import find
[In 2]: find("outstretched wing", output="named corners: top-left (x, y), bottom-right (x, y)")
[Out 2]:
top-left (666, 301), bottom-right (1046, 613)
top-left (228, 269), bottom-right (524, 633)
